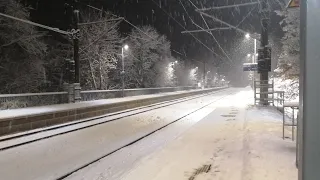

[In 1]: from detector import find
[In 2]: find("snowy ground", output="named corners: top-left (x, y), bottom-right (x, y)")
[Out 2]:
top-left (114, 90), bottom-right (297, 180)
top-left (0, 88), bottom-right (297, 180)
top-left (0, 88), bottom-right (237, 180)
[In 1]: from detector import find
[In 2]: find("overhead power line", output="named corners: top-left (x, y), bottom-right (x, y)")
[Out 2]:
top-left (78, 17), bottom-right (123, 26)
top-left (199, 11), bottom-right (249, 36)
top-left (150, 0), bottom-right (217, 55)
top-left (236, 6), bottom-right (257, 27)
top-left (185, 0), bottom-right (233, 63)
top-left (83, 3), bottom-right (183, 57)
top-left (172, 49), bottom-right (185, 56)
top-left (79, 19), bottom-right (123, 54)
top-left (196, 2), bottom-right (259, 11)
top-left (181, 27), bottom-right (231, 34)
top-left (84, 4), bottom-right (157, 41)
top-left (177, 0), bottom-right (223, 59)
top-left (0, 12), bottom-right (70, 35)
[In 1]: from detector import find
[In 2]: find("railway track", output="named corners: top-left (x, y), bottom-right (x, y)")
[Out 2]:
top-left (0, 88), bottom-right (228, 151)
top-left (57, 90), bottom-right (236, 180)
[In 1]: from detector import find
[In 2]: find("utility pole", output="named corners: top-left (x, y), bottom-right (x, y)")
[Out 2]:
top-left (258, 0), bottom-right (271, 105)
top-left (72, 0), bottom-right (80, 84)
top-left (121, 47), bottom-right (125, 97)
top-left (252, 38), bottom-right (257, 89)
top-left (72, 0), bottom-right (81, 102)
top-left (203, 60), bottom-right (206, 89)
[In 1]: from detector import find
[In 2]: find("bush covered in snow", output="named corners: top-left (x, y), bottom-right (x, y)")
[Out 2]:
top-left (274, 8), bottom-right (300, 101)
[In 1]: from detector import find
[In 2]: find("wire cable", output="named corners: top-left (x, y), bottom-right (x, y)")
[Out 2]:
top-left (185, 0), bottom-right (233, 63)
top-left (150, 0), bottom-right (216, 56)
top-left (83, 2), bottom-right (207, 59)
top-left (0, 12), bottom-right (70, 35)
top-left (196, 2), bottom-right (259, 11)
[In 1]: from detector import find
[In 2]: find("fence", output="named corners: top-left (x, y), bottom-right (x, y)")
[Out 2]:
top-left (273, 91), bottom-right (285, 110)
top-left (0, 86), bottom-right (197, 109)
top-left (0, 92), bottom-right (68, 109)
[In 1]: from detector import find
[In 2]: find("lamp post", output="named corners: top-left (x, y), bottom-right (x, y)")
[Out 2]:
top-left (245, 33), bottom-right (257, 63)
top-left (121, 44), bottom-right (129, 97)
top-left (246, 33), bottom-right (258, 88)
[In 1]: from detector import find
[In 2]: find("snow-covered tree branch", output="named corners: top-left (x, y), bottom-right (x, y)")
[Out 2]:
top-left (79, 11), bottom-right (122, 90)
top-left (0, 0), bottom-right (47, 93)
top-left (274, 8), bottom-right (300, 100)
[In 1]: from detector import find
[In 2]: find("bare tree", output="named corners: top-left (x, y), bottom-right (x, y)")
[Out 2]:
top-left (124, 26), bottom-right (172, 88)
top-left (275, 9), bottom-right (300, 79)
top-left (79, 11), bottom-right (122, 90)
top-left (0, 0), bottom-right (47, 93)
top-left (274, 9), bottom-right (300, 100)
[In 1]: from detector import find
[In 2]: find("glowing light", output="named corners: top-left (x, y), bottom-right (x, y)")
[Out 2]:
top-left (123, 44), bottom-right (129, 50)
top-left (247, 54), bottom-right (251, 57)
top-left (245, 33), bottom-right (250, 39)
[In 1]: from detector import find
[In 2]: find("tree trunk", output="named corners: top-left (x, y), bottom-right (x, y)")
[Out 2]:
top-left (88, 59), bottom-right (97, 89)
top-left (99, 58), bottom-right (102, 90)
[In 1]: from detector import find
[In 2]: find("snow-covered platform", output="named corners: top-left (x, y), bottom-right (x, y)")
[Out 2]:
top-left (117, 93), bottom-right (297, 180)
top-left (0, 87), bottom-right (226, 136)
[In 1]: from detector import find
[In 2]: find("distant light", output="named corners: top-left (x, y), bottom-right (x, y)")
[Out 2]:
top-left (245, 33), bottom-right (250, 39)
top-left (123, 44), bottom-right (129, 50)
top-left (195, 67), bottom-right (198, 69)
top-left (255, 53), bottom-right (258, 56)
top-left (247, 54), bottom-right (251, 57)
top-left (175, 61), bottom-right (178, 64)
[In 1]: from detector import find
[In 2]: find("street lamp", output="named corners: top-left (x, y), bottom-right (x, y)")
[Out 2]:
top-left (121, 44), bottom-right (129, 97)
top-left (245, 33), bottom-right (250, 39)
top-left (245, 34), bottom-right (257, 88)
top-left (124, 44), bottom-right (129, 51)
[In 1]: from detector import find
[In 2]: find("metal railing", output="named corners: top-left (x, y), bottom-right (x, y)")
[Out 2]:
top-left (274, 91), bottom-right (285, 110)
top-left (254, 80), bottom-right (275, 105)
top-left (0, 86), bottom-right (197, 109)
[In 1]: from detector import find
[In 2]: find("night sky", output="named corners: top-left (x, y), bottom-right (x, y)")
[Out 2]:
top-left (23, 0), bottom-right (285, 74)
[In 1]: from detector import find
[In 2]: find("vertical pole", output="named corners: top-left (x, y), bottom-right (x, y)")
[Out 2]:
top-left (63, 59), bottom-right (70, 92)
top-left (254, 38), bottom-right (257, 63)
top-left (259, 0), bottom-right (270, 105)
top-left (73, 0), bottom-right (81, 102)
top-left (300, 0), bottom-right (320, 179)
top-left (203, 60), bottom-right (206, 89)
top-left (292, 108), bottom-right (295, 141)
top-left (99, 58), bottom-right (102, 90)
top-left (252, 38), bottom-right (257, 88)
top-left (73, 1), bottom-right (80, 84)
top-left (121, 47), bottom-right (125, 97)
top-left (69, 60), bottom-right (75, 103)
top-left (283, 106), bottom-right (285, 139)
